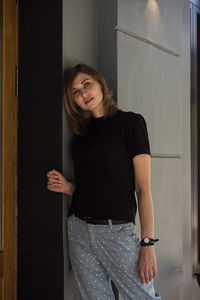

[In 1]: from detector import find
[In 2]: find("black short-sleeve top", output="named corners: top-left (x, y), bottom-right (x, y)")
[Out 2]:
top-left (69, 109), bottom-right (151, 224)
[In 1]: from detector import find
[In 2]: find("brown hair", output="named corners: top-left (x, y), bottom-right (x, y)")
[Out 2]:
top-left (63, 63), bottom-right (118, 136)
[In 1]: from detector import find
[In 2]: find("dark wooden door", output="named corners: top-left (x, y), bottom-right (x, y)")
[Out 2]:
top-left (18, 0), bottom-right (63, 299)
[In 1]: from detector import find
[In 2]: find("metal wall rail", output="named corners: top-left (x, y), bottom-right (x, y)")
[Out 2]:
top-left (115, 25), bottom-right (181, 57)
top-left (151, 153), bottom-right (181, 158)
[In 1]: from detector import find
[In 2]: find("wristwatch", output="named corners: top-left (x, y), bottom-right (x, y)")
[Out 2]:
top-left (140, 237), bottom-right (159, 246)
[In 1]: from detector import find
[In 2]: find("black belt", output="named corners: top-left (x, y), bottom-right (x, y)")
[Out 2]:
top-left (76, 215), bottom-right (130, 225)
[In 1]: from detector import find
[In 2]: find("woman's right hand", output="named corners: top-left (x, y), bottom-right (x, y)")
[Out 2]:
top-left (46, 169), bottom-right (74, 195)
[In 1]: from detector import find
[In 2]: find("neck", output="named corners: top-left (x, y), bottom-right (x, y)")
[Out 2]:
top-left (90, 106), bottom-right (105, 118)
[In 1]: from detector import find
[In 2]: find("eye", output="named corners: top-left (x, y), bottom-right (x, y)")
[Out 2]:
top-left (84, 82), bottom-right (90, 88)
top-left (73, 90), bottom-right (79, 96)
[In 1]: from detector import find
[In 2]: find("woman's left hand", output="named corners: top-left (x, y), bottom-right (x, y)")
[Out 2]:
top-left (138, 246), bottom-right (157, 284)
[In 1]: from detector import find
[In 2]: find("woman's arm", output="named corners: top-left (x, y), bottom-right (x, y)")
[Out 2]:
top-left (46, 169), bottom-right (76, 196)
top-left (66, 181), bottom-right (76, 196)
top-left (132, 154), bottom-right (157, 284)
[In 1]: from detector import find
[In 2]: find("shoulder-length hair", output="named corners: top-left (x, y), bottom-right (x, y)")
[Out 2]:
top-left (63, 63), bottom-right (118, 136)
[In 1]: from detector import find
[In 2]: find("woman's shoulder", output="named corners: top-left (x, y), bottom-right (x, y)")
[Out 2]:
top-left (118, 109), bottom-right (145, 122)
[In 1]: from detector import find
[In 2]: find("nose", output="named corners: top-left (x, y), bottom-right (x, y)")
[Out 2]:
top-left (80, 89), bottom-right (88, 98)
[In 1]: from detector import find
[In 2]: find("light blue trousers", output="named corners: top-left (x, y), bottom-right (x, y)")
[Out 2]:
top-left (67, 214), bottom-right (161, 300)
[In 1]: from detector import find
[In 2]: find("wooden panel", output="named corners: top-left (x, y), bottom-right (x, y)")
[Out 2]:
top-left (1, 0), bottom-right (18, 298)
top-left (0, 252), bottom-right (2, 299)
top-left (0, 252), bottom-right (3, 277)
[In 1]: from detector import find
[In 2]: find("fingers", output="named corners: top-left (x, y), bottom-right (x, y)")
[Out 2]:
top-left (139, 246), bottom-right (158, 284)
top-left (46, 170), bottom-right (62, 181)
top-left (148, 269), bottom-right (153, 282)
top-left (47, 180), bottom-right (63, 193)
top-left (139, 271), bottom-right (145, 284)
top-left (140, 268), bottom-right (153, 284)
top-left (139, 263), bottom-right (157, 284)
top-left (152, 265), bottom-right (157, 278)
top-left (46, 169), bottom-right (61, 178)
top-left (140, 268), bottom-right (150, 284)
top-left (46, 169), bottom-right (62, 188)
top-left (47, 179), bottom-right (62, 186)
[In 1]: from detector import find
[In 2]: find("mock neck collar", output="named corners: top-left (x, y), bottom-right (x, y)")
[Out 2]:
top-left (90, 109), bottom-right (122, 123)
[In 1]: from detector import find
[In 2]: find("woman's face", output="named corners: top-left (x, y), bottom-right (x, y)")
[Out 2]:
top-left (71, 72), bottom-right (104, 115)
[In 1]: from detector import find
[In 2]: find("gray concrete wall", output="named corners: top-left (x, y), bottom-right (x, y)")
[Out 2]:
top-left (96, 0), bottom-right (118, 101)
top-left (62, 0), bottom-right (199, 299)
top-left (117, 0), bottom-right (199, 299)
top-left (62, 1), bottom-right (97, 299)
top-left (62, 1), bottom-right (117, 299)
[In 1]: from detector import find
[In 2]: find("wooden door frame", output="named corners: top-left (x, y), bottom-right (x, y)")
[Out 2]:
top-left (1, 0), bottom-right (18, 298)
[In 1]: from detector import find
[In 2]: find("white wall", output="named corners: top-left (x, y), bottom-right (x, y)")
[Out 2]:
top-left (117, 0), bottom-right (199, 299)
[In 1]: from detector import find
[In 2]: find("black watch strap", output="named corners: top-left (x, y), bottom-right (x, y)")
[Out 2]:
top-left (140, 237), bottom-right (159, 246)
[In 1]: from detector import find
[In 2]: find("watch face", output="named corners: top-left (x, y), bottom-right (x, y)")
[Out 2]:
top-left (144, 238), bottom-right (150, 243)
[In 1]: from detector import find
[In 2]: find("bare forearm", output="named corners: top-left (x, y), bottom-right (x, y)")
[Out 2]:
top-left (65, 181), bottom-right (76, 196)
top-left (137, 189), bottom-right (154, 239)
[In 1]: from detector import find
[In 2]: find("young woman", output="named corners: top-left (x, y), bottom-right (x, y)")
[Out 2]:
top-left (46, 63), bottom-right (161, 300)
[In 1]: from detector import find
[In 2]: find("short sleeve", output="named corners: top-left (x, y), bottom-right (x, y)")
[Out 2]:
top-left (126, 113), bottom-right (151, 159)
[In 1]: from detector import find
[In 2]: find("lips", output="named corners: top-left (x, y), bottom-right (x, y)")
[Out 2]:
top-left (85, 97), bottom-right (93, 104)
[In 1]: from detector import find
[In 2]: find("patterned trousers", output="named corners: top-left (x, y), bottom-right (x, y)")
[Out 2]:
top-left (67, 214), bottom-right (161, 300)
